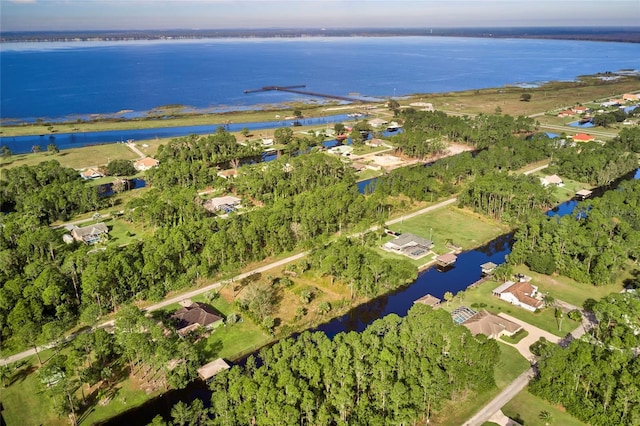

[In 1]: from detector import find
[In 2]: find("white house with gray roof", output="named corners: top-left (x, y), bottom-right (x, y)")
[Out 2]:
top-left (383, 233), bottom-right (434, 259)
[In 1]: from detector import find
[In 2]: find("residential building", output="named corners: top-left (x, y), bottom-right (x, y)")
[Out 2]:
top-left (170, 302), bottom-right (223, 336)
top-left (571, 133), bottom-right (595, 143)
top-left (80, 168), bottom-right (104, 180)
top-left (70, 222), bottom-right (109, 245)
top-left (492, 281), bottom-right (543, 312)
top-left (461, 310), bottom-right (522, 339)
top-left (134, 157), bottom-right (159, 171)
top-left (383, 233), bottom-right (434, 258)
top-left (540, 174), bottom-right (564, 187)
top-left (203, 195), bottom-right (242, 213)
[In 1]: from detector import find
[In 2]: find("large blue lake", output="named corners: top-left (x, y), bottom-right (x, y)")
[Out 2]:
top-left (2, 37), bottom-right (639, 121)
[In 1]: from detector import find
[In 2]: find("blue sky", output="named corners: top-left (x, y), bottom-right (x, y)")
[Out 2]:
top-left (2, 0), bottom-right (639, 32)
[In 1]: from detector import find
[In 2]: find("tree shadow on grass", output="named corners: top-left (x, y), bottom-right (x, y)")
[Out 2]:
top-left (9, 364), bottom-right (36, 386)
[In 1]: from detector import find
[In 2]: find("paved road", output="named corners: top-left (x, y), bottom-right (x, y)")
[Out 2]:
top-left (538, 123), bottom-right (617, 139)
top-left (464, 367), bottom-right (535, 426)
top-left (0, 251), bottom-right (309, 365)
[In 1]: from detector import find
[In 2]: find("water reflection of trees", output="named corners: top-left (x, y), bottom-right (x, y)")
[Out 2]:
top-left (475, 233), bottom-right (514, 256)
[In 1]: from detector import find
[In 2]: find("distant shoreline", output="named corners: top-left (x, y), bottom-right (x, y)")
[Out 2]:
top-left (2, 26), bottom-right (640, 44)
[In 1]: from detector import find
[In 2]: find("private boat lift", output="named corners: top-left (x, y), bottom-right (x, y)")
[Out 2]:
top-left (435, 253), bottom-right (457, 270)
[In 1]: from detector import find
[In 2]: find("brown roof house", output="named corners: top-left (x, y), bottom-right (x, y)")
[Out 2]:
top-left (171, 302), bottom-right (223, 336)
top-left (540, 174), bottom-right (564, 187)
top-left (70, 222), bottom-right (109, 245)
top-left (80, 168), bottom-right (104, 180)
top-left (134, 157), bottom-right (160, 171)
top-left (492, 281), bottom-right (543, 312)
top-left (461, 310), bottom-right (522, 339)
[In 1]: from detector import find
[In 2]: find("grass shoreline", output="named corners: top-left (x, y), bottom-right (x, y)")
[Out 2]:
top-left (2, 74), bottom-right (639, 138)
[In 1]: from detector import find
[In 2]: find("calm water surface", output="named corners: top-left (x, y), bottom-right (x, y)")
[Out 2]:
top-left (3, 37), bottom-right (639, 121)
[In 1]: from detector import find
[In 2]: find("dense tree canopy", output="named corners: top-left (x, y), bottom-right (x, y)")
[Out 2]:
top-left (207, 305), bottom-right (499, 425)
top-left (509, 180), bottom-right (640, 285)
top-left (530, 292), bottom-right (640, 425)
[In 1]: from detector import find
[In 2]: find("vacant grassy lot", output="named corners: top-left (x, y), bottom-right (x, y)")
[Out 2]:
top-left (503, 387), bottom-right (586, 426)
top-left (0, 143), bottom-right (139, 170)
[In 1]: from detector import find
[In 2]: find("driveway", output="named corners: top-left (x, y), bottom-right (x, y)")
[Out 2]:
top-left (498, 313), bottom-right (561, 362)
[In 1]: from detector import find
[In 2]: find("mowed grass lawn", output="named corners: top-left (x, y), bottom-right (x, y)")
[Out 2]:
top-left (0, 143), bottom-right (138, 170)
top-left (512, 264), bottom-right (625, 309)
top-left (433, 343), bottom-right (530, 425)
top-left (503, 387), bottom-right (587, 426)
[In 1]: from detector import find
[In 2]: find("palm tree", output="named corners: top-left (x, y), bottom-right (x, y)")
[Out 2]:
top-left (539, 410), bottom-right (553, 425)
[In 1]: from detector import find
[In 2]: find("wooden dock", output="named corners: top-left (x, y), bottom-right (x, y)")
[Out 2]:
top-left (244, 85), bottom-right (362, 102)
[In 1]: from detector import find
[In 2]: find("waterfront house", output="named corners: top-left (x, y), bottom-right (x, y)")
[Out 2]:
top-left (492, 281), bottom-right (543, 312)
top-left (461, 310), bottom-right (522, 339)
top-left (383, 233), bottom-right (434, 259)
top-left (134, 157), bottom-right (159, 171)
top-left (571, 133), bottom-right (595, 143)
top-left (557, 110), bottom-right (575, 117)
top-left (80, 168), bottom-right (104, 180)
top-left (540, 174), bottom-right (564, 187)
top-left (70, 222), bottom-right (109, 245)
top-left (171, 302), bottom-right (223, 336)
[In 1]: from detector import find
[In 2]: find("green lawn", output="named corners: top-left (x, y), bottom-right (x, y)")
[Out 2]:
top-left (433, 342), bottom-right (530, 425)
top-left (0, 143), bottom-right (138, 170)
top-left (500, 329), bottom-right (529, 345)
top-left (390, 206), bottom-right (510, 252)
top-left (512, 264), bottom-right (624, 308)
top-left (1, 350), bottom-right (66, 426)
top-left (503, 387), bottom-right (587, 426)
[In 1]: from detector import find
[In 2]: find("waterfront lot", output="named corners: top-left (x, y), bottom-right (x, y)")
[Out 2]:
top-left (377, 205), bottom-right (511, 268)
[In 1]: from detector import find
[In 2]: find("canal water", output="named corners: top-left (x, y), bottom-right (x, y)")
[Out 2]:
top-left (101, 167), bottom-right (639, 424)
top-left (0, 114), bottom-right (353, 155)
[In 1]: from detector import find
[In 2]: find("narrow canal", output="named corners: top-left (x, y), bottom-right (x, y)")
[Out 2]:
top-left (0, 114), bottom-right (353, 154)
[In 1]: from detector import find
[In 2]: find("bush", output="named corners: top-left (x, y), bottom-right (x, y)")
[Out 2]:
top-left (568, 309), bottom-right (582, 321)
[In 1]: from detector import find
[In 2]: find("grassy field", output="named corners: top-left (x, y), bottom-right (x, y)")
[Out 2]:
top-left (502, 387), bottom-right (586, 426)
top-left (0, 142), bottom-right (139, 170)
top-left (511, 264), bottom-right (625, 308)
top-left (390, 205), bottom-right (511, 251)
top-left (432, 342), bottom-right (530, 425)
